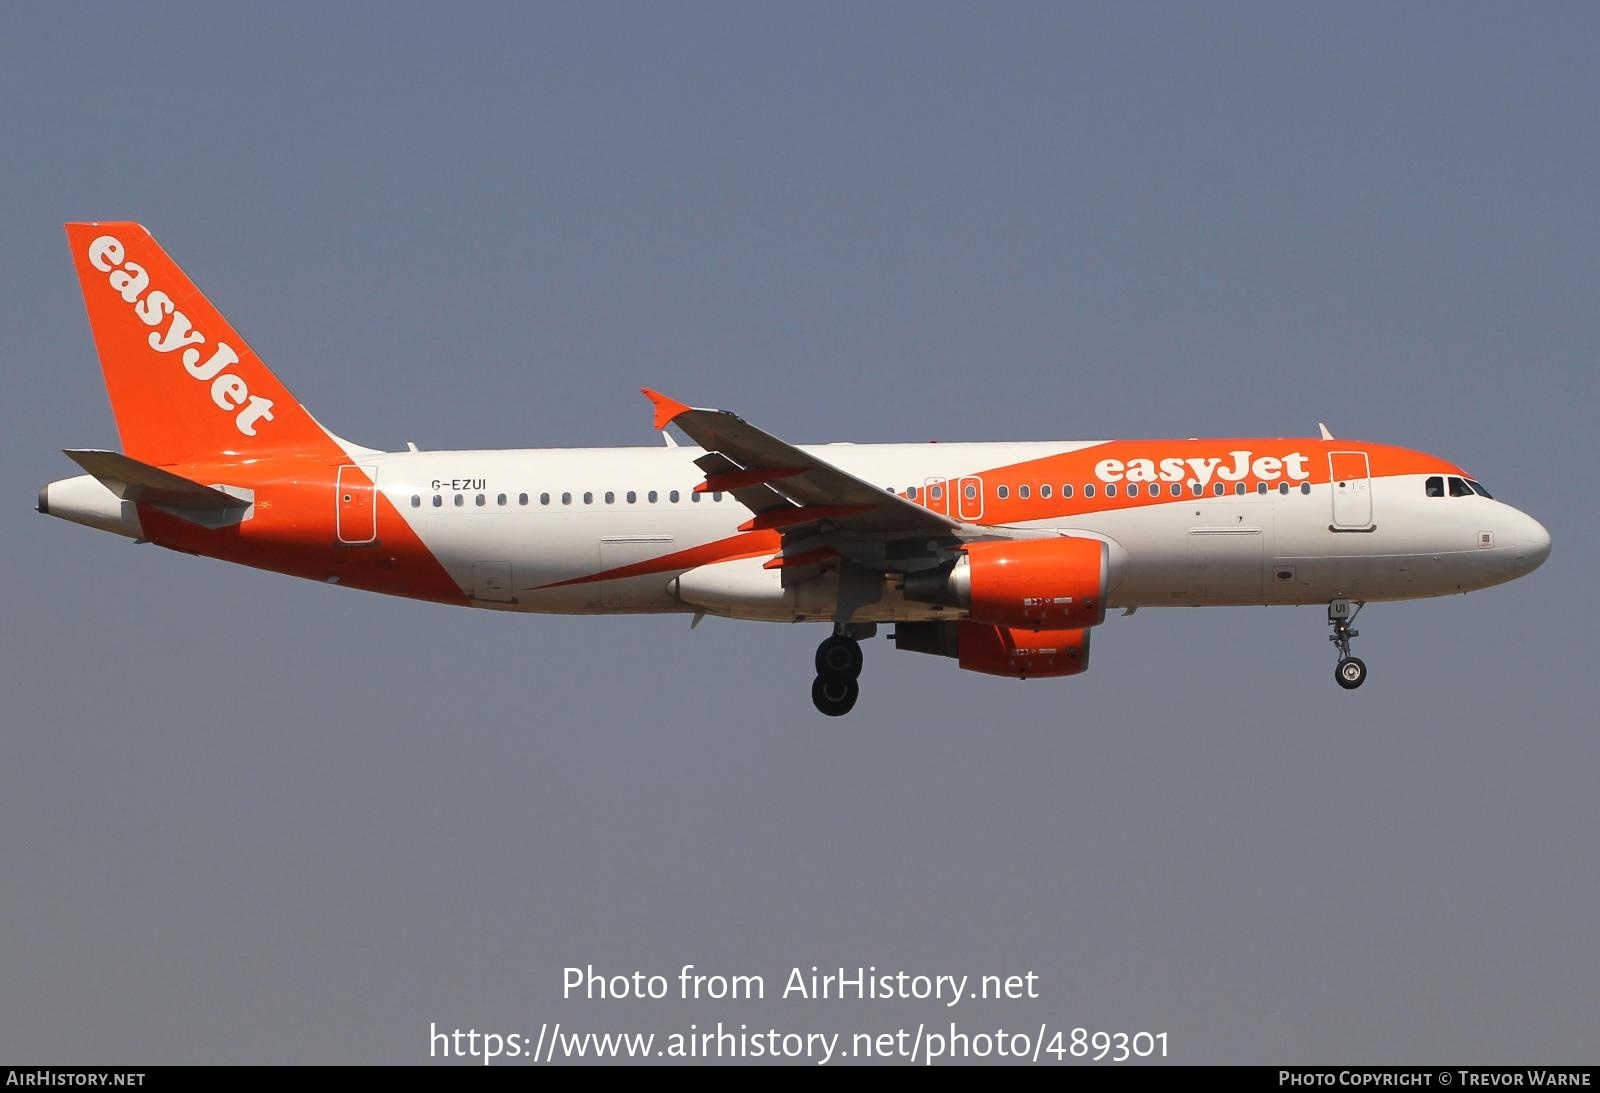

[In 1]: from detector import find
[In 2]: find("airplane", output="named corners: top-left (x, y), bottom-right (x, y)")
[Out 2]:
top-left (38, 222), bottom-right (1552, 716)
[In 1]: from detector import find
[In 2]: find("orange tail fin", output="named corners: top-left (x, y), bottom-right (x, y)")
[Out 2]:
top-left (65, 222), bottom-right (336, 465)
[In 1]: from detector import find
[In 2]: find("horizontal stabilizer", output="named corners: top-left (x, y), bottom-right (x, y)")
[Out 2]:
top-left (63, 449), bottom-right (250, 510)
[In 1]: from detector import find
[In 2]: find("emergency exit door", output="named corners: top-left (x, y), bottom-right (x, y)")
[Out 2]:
top-left (922, 477), bottom-right (983, 521)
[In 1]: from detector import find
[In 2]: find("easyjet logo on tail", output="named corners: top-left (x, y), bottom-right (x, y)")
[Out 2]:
top-left (1094, 451), bottom-right (1312, 488)
top-left (86, 235), bottom-right (276, 437)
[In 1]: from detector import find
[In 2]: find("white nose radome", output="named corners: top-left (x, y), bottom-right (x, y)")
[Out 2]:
top-left (1507, 510), bottom-right (1552, 575)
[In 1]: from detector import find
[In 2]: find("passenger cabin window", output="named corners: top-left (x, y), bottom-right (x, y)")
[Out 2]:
top-left (1062, 484), bottom-right (1073, 498)
top-left (669, 490), bottom-right (680, 503)
top-left (1172, 483), bottom-right (1183, 497)
top-left (1084, 484), bottom-right (1095, 498)
top-left (1449, 476), bottom-right (1474, 497)
top-left (1300, 483), bottom-right (1311, 495)
top-left (1125, 483), bottom-right (1138, 497)
top-left (996, 485), bottom-right (1009, 499)
top-left (1278, 482), bottom-right (1290, 495)
top-left (561, 492), bottom-right (572, 505)
top-left (410, 495), bottom-right (421, 508)
top-left (454, 494), bottom-right (464, 507)
top-left (540, 493), bottom-right (550, 505)
top-left (583, 492), bottom-right (593, 505)
top-left (432, 495), bottom-right (442, 507)
top-left (1041, 484), bottom-right (1052, 499)
top-left (964, 484), bottom-right (977, 500)
top-left (1256, 482), bottom-right (1268, 495)
top-left (1235, 482), bottom-right (1246, 496)
top-left (1105, 483), bottom-right (1117, 498)
top-left (1213, 483), bottom-right (1225, 496)
top-left (496, 493), bottom-right (507, 505)
top-left (627, 491), bottom-right (637, 503)
top-left (604, 491), bottom-right (615, 504)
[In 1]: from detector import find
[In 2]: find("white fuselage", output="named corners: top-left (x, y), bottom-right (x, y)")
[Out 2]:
top-left (348, 441), bottom-right (1549, 620)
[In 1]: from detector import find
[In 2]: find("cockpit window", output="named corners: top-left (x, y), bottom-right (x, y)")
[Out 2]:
top-left (1448, 476), bottom-right (1474, 497)
top-left (1425, 476), bottom-right (1444, 497)
top-left (1466, 479), bottom-right (1493, 499)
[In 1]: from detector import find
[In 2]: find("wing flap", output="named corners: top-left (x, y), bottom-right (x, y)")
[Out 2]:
top-left (692, 451), bottom-right (792, 515)
top-left (645, 389), bottom-right (960, 535)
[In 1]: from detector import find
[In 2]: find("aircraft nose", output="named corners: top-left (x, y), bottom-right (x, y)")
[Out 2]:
top-left (1507, 510), bottom-right (1551, 574)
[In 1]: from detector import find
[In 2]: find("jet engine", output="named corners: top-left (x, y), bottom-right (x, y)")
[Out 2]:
top-left (901, 536), bottom-right (1112, 630)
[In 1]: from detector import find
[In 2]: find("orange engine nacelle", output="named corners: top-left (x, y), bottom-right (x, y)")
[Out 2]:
top-left (893, 621), bottom-right (1091, 679)
top-left (903, 536), bottom-right (1111, 630)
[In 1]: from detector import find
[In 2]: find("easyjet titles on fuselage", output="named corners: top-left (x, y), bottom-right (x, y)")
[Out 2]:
top-left (1094, 451), bottom-right (1312, 489)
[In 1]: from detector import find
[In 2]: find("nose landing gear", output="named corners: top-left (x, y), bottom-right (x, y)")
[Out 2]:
top-left (1328, 600), bottom-right (1367, 690)
top-left (812, 626), bottom-right (869, 716)
top-left (811, 675), bottom-right (859, 717)
top-left (815, 634), bottom-right (864, 681)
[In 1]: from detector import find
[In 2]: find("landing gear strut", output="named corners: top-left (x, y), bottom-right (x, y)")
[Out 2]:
top-left (1328, 600), bottom-right (1367, 690)
top-left (812, 626), bottom-right (868, 716)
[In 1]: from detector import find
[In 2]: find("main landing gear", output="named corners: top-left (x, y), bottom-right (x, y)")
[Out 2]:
top-left (1327, 600), bottom-right (1368, 690)
top-left (812, 628), bottom-right (866, 716)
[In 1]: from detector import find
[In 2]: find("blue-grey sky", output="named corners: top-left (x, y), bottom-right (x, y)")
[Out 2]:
top-left (3, 2), bottom-right (1595, 1064)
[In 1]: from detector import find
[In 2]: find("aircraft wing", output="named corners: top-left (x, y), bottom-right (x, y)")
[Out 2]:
top-left (642, 389), bottom-right (961, 537)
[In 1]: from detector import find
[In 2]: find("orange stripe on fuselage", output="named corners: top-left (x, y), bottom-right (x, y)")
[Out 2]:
top-left (135, 456), bottom-right (468, 605)
top-left (531, 529), bottom-right (783, 590)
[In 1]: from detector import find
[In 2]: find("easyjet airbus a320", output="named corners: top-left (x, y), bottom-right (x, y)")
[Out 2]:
top-left (40, 224), bottom-right (1552, 715)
